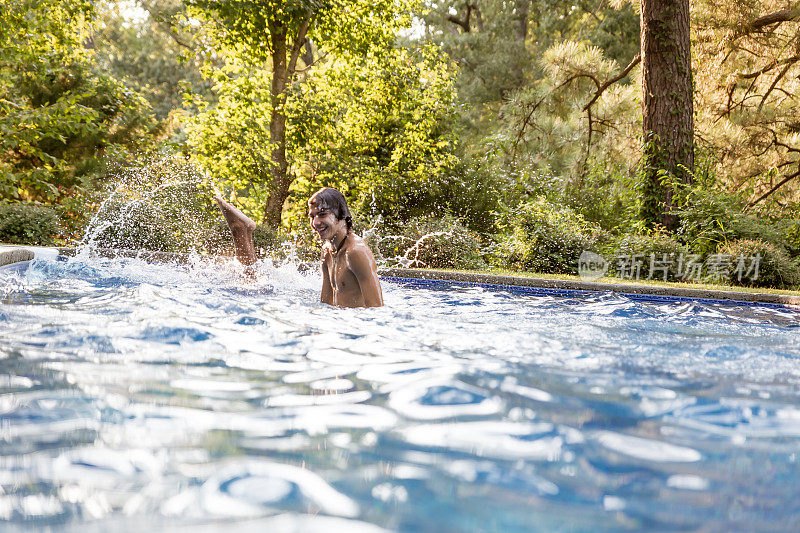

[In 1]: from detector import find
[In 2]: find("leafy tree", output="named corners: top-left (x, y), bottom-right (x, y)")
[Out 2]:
top-left (92, 0), bottom-right (211, 121)
top-left (693, 0), bottom-right (800, 209)
top-left (498, 40), bottom-right (640, 186)
top-left (0, 0), bottom-right (156, 206)
top-left (186, 0), bottom-right (415, 227)
top-left (185, 65), bottom-right (274, 220)
top-left (422, 0), bottom-right (532, 110)
top-left (419, 0), bottom-right (641, 222)
top-left (284, 46), bottom-right (461, 231)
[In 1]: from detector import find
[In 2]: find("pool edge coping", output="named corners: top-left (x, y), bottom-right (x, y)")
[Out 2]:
top-left (2, 244), bottom-right (799, 307)
top-left (0, 245), bottom-right (34, 267)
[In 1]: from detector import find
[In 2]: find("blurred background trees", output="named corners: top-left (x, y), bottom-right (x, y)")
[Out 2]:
top-left (2, 0), bottom-right (799, 287)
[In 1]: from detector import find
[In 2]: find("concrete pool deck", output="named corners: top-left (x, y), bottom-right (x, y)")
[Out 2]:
top-left (2, 244), bottom-right (800, 307)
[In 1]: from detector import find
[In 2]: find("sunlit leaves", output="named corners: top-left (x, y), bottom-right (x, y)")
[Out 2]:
top-left (284, 45), bottom-right (459, 229)
top-left (185, 66), bottom-right (274, 220)
top-left (0, 0), bottom-right (157, 204)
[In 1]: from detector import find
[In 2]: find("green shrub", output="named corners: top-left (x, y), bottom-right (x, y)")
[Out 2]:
top-left (782, 218), bottom-right (800, 257)
top-left (0, 203), bottom-right (59, 245)
top-left (203, 220), bottom-right (239, 256)
top-left (561, 159), bottom-right (638, 232)
top-left (496, 197), bottom-right (599, 274)
top-left (677, 188), bottom-right (784, 255)
top-left (253, 224), bottom-right (279, 253)
top-left (89, 200), bottom-right (174, 251)
top-left (605, 230), bottom-right (690, 281)
top-left (716, 239), bottom-right (800, 289)
top-left (366, 214), bottom-right (487, 270)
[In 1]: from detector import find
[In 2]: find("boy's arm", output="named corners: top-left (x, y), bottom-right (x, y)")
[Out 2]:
top-left (348, 249), bottom-right (384, 307)
top-left (320, 256), bottom-right (334, 305)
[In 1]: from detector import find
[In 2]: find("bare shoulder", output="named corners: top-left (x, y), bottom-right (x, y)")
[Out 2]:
top-left (344, 234), bottom-right (377, 268)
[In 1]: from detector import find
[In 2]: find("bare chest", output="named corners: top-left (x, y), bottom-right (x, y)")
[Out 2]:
top-left (327, 253), bottom-right (358, 291)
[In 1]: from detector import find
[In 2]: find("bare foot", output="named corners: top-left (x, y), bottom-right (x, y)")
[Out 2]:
top-left (215, 196), bottom-right (257, 266)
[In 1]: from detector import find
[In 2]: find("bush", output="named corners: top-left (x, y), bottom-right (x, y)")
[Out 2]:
top-left (253, 224), bottom-right (280, 254)
top-left (366, 214), bottom-right (487, 270)
top-left (604, 230), bottom-right (690, 281)
top-left (561, 159), bottom-right (638, 232)
top-left (716, 239), bottom-right (800, 289)
top-left (204, 221), bottom-right (234, 255)
top-left (677, 188), bottom-right (785, 255)
top-left (0, 203), bottom-right (59, 245)
top-left (781, 217), bottom-right (800, 258)
top-left (496, 197), bottom-right (600, 274)
top-left (88, 200), bottom-right (174, 251)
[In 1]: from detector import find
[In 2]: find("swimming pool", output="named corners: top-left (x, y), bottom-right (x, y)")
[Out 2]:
top-left (2, 254), bottom-right (800, 531)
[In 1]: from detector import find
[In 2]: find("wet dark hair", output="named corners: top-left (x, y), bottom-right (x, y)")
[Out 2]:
top-left (308, 187), bottom-right (353, 230)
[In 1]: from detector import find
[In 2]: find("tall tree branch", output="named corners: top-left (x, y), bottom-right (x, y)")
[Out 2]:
top-left (749, 166), bottom-right (800, 206)
top-left (582, 53), bottom-right (640, 111)
top-left (447, 2), bottom-right (479, 33)
top-left (739, 56), bottom-right (799, 79)
top-left (758, 58), bottom-right (797, 112)
top-left (287, 16), bottom-right (311, 77)
top-left (746, 8), bottom-right (800, 33)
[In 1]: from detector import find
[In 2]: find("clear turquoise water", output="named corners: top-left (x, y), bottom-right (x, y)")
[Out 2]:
top-left (2, 255), bottom-right (800, 532)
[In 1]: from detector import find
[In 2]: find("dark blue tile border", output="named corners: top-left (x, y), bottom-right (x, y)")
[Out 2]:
top-left (381, 276), bottom-right (800, 312)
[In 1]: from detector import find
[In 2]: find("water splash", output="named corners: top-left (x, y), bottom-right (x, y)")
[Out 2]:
top-left (78, 156), bottom-right (222, 258)
top-left (361, 214), bottom-right (466, 269)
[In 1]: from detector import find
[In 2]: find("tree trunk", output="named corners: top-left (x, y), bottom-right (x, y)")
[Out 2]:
top-left (515, 0), bottom-right (529, 41)
top-left (640, 0), bottom-right (694, 231)
top-left (264, 20), bottom-right (292, 228)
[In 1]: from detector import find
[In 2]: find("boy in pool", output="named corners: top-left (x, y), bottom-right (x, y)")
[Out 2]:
top-left (215, 187), bottom-right (383, 308)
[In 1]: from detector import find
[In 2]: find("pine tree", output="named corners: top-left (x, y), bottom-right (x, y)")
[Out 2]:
top-left (640, 0), bottom-right (694, 230)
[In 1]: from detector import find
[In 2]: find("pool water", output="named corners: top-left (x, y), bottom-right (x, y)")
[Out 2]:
top-left (2, 255), bottom-right (800, 532)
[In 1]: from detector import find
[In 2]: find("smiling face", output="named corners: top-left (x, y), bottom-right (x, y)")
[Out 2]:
top-left (308, 200), bottom-right (347, 242)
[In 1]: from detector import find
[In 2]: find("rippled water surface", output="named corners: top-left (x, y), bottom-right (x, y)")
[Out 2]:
top-left (2, 255), bottom-right (800, 532)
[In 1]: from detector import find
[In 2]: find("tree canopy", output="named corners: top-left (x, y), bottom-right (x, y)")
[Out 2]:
top-left (0, 0), bottom-right (156, 204)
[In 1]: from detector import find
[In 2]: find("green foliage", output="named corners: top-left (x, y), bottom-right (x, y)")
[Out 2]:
top-left (253, 224), bottom-right (280, 253)
top-left (610, 230), bottom-right (689, 259)
top-left (676, 187), bottom-right (785, 255)
top-left (283, 46), bottom-right (462, 230)
top-left (366, 214), bottom-right (487, 270)
top-left (531, 0), bottom-right (640, 67)
top-left (606, 230), bottom-right (690, 281)
top-left (185, 0), bottom-right (419, 225)
top-left (717, 239), bottom-right (800, 290)
top-left (421, 0), bottom-right (531, 109)
top-left (0, 0), bottom-right (157, 209)
top-left (421, 0), bottom-right (638, 118)
top-left (495, 196), bottom-right (599, 274)
top-left (783, 217), bottom-right (800, 258)
top-left (185, 66), bottom-right (274, 221)
top-left (0, 203), bottom-right (59, 245)
top-left (86, 156), bottom-right (220, 253)
top-left (187, 0), bottom-right (412, 66)
top-left (93, 0), bottom-right (211, 121)
top-left (492, 39), bottom-right (640, 213)
top-left (559, 158), bottom-right (638, 232)
top-left (693, 0), bottom-right (800, 203)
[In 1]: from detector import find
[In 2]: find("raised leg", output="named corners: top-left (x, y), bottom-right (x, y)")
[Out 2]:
top-left (215, 196), bottom-right (257, 266)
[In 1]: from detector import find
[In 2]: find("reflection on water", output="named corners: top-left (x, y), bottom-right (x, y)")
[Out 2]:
top-left (2, 256), bottom-right (800, 531)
